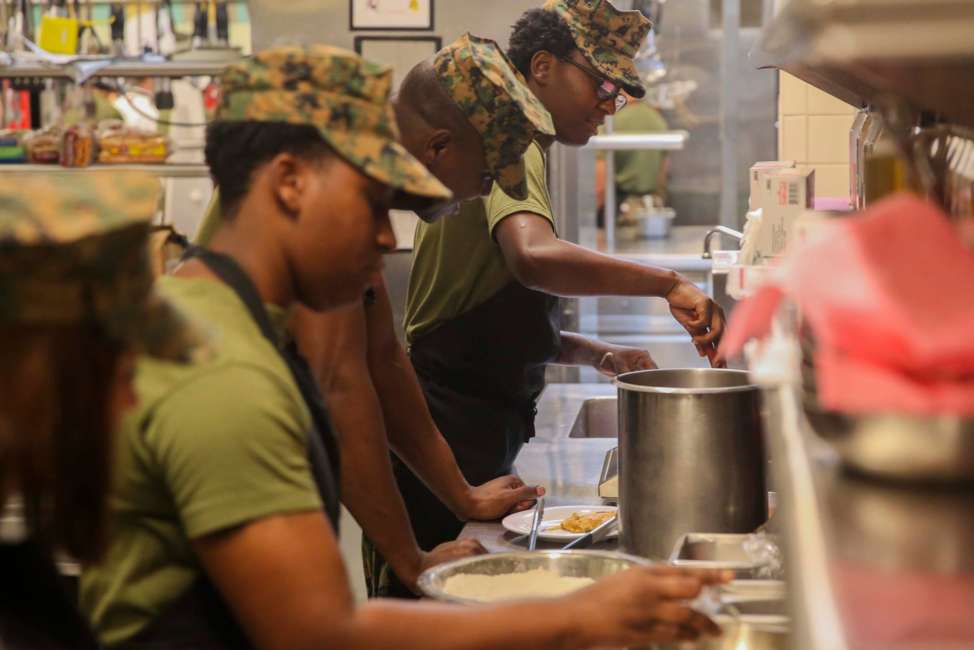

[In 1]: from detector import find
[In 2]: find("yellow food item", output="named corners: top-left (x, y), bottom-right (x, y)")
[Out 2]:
top-left (95, 125), bottom-right (169, 164)
top-left (559, 511), bottom-right (615, 533)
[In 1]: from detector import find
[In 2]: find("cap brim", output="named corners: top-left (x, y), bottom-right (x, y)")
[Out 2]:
top-left (585, 53), bottom-right (647, 99)
top-left (128, 290), bottom-right (212, 364)
top-left (324, 131), bottom-right (452, 211)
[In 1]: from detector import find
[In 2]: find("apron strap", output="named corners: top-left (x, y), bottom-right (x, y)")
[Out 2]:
top-left (182, 246), bottom-right (342, 530)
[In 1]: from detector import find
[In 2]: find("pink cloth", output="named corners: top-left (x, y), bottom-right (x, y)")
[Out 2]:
top-left (814, 196), bottom-right (853, 212)
top-left (831, 561), bottom-right (974, 648)
top-left (721, 193), bottom-right (974, 416)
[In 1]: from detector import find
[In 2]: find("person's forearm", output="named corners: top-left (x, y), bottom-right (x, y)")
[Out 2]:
top-left (198, 508), bottom-right (722, 650)
top-left (331, 368), bottom-right (428, 584)
top-left (555, 331), bottom-right (608, 368)
top-left (369, 341), bottom-right (474, 519)
top-left (363, 281), bottom-right (475, 520)
top-left (344, 598), bottom-right (585, 650)
top-left (197, 511), bottom-right (597, 650)
top-left (313, 301), bottom-right (426, 584)
top-left (512, 235), bottom-right (679, 298)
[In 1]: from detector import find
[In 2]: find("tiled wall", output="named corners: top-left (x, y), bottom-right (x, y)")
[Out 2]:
top-left (778, 72), bottom-right (857, 199)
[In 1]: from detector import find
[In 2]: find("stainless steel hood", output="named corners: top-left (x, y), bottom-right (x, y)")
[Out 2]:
top-left (752, 0), bottom-right (974, 127)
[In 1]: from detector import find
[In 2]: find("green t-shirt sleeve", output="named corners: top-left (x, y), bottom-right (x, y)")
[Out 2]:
top-left (144, 364), bottom-right (321, 539)
top-left (193, 190), bottom-right (223, 246)
top-left (485, 142), bottom-right (554, 236)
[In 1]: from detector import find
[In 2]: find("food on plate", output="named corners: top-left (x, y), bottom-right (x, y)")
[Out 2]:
top-left (442, 569), bottom-right (594, 602)
top-left (560, 510), bottom-right (615, 533)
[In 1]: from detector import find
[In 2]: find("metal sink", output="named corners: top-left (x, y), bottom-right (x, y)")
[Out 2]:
top-left (568, 396), bottom-right (618, 438)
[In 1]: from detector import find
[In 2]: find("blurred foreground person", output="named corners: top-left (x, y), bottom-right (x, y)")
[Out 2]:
top-left (0, 171), bottom-right (207, 649)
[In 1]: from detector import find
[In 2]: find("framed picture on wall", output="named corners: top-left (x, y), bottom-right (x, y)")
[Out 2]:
top-left (350, 0), bottom-right (435, 31)
top-left (354, 36), bottom-right (442, 91)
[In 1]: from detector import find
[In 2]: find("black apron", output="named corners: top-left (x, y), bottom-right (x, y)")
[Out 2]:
top-left (0, 540), bottom-right (100, 650)
top-left (118, 248), bottom-right (342, 649)
top-left (393, 280), bottom-right (561, 554)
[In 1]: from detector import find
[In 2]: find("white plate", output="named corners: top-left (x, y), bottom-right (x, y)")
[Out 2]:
top-left (502, 505), bottom-right (619, 542)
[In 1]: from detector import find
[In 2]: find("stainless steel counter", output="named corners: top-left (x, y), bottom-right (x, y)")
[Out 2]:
top-left (458, 383), bottom-right (619, 553)
top-left (763, 386), bottom-right (974, 650)
top-left (461, 382), bottom-right (974, 650)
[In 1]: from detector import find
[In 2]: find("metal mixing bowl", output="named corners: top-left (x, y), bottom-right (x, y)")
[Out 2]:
top-left (800, 332), bottom-right (974, 482)
top-left (806, 408), bottom-right (974, 482)
top-left (417, 550), bottom-right (649, 605)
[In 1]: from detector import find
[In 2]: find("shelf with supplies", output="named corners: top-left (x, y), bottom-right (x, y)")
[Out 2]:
top-left (0, 59), bottom-right (234, 80)
top-left (582, 131), bottom-right (688, 152)
top-left (0, 163), bottom-right (209, 177)
top-left (589, 127), bottom-right (689, 251)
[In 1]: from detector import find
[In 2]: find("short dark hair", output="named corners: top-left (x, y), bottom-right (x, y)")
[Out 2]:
top-left (204, 121), bottom-right (333, 216)
top-left (508, 8), bottom-right (577, 78)
top-left (397, 59), bottom-right (473, 140)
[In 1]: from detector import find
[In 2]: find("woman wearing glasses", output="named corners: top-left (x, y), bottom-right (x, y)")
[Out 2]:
top-left (377, 0), bottom-right (728, 598)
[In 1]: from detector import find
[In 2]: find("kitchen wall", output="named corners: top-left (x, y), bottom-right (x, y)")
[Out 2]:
top-left (778, 71), bottom-right (856, 199)
top-left (249, 0), bottom-right (540, 53)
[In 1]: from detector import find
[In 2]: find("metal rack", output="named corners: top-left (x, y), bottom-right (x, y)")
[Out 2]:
top-left (753, 0), bottom-right (974, 216)
top-left (752, 0), bottom-right (974, 128)
top-left (582, 131), bottom-right (689, 152)
top-left (0, 59), bottom-right (232, 79)
top-left (0, 0), bottom-right (246, 78)
top-left (746, 5), bottom-right (974, 649)
top-left (0, 0), bottom-right (239, 176)
top-left (0, 162), bottom-right (208, 176)
top-left (584, 129), bottom-right (689, 251)
top-left (1, 0), bottom-right (233, 5)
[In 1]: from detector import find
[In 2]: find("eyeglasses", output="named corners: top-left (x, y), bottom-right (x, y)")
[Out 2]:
top-left (559, 57), bottom-right (628, 112)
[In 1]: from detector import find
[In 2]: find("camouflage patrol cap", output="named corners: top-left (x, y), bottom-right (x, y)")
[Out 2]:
top-left (0, 172), bottom-right (208, 363)
top-left (217, 45), bottom-right (451, 209)
top-left (434, 33), bottom-right (555, 200)
top-left (544, 0), bottom-right (652, 98)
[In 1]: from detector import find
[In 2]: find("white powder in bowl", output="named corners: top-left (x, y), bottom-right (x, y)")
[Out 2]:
top-left (442, 568), bottom-right (595, 602)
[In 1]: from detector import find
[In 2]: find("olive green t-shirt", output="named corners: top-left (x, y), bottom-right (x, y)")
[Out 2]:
top-left (404, 141), bottom-right (555, 342)
top-left (602, 102), bottom-right (669, 196)
top-left (194, 191), bottom-right (222, 246)
top-left (79, 276), bottom-right (321, 647)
